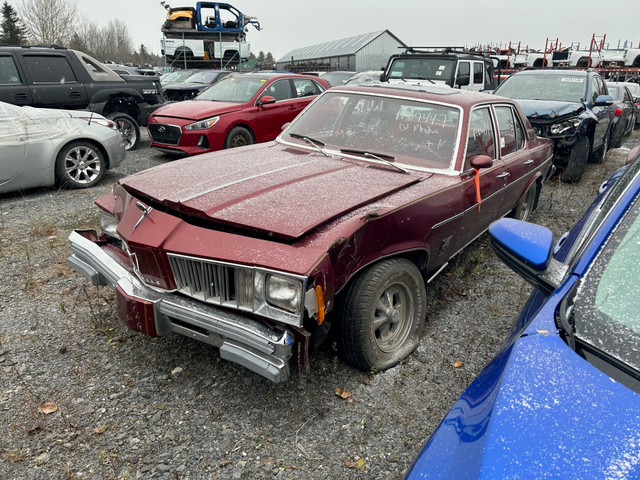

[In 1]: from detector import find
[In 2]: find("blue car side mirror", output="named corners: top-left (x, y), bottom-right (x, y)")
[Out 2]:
top-left (489, 218), bottom-right (560, 295)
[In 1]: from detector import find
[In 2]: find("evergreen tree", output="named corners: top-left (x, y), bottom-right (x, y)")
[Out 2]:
top-left (0, 1), bottom-right (27, 45)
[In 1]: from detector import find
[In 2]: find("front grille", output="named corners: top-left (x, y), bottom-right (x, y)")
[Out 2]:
top-left (168, 253), bottom-right (254, 311)
top-left (148, 123), bottom-right (182, 145)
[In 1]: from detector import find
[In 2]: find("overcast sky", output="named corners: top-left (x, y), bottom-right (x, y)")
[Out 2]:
top-left (75, 0), bottom-right (639, 60)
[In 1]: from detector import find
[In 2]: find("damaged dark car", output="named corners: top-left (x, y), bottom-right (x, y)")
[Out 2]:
top-left (494, 69), bottom-right (614, 182)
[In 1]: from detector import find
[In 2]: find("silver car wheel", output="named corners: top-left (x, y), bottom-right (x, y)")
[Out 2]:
top-left (64, 145), bottom-right (102, 185)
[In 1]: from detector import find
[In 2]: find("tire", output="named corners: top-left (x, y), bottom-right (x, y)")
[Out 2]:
top-left (590, 130), bottom-right (609, 164)
top-left (107, 113), bottom-right (140, 151)
top-left (560, 136), bottom-right (589, 183)
top-left (511, 182), bottom-right (537, 222)
top-left (339, 258), bottom-right (426, 371)
top-left (55, 141), bottom-right (105, 189)
top-left (224, 126), bottom-right (253, 149)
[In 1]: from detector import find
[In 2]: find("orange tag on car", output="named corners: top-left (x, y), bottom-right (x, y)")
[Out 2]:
top-left (473, 168), bottom-right (482, 211)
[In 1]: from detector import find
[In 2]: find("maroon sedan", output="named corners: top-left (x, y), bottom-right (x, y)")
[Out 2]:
top-left (147, 72), bottom-right (329, 155)
top-left (69, 84), bottom-right (553, 382)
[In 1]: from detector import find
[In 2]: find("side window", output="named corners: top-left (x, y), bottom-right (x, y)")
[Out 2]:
top-left (473, 62), bottom-right (483, 85)
top-left (494, 106), bottom-right (525, 156)
top-left (22, 55), bottom-right (77, 83)
top-left (0, 56), bottom-right (21, 84)
top-left (265, 79), bottom-right (292, 101)
top-left (591, 76), bottom-right (601, 103)
top-left (624, 88), bottom-right (632, 102)
top-left (466, 107), bottom-right (495, 164)
top-left (293, 78), bottom-right (320, 97)
top-left (458, 61), bottom-right (470, 79)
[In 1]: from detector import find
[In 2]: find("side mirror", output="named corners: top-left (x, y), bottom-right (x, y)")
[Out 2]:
top-left (258, 95), bottom-right (276, 106)
top-left (470, 155), bottom-right (493, 169)
top-left (489, 218), bottom-right (560, 295)
top-left (456, 74), bottom-right (470, 87)
top-left (380, 72), bottom-right (387, 82)
top-left (281, 121), bottom-right (291, 131)
top-left (594, 94), bottom-right (613, 107)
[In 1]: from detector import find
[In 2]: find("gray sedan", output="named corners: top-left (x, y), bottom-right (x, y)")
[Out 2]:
top-left (0, 102), bottom-right (126, 194)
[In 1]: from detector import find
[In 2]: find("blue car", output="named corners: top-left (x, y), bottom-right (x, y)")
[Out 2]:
top-left (406, 144), bottom-right (640, 479)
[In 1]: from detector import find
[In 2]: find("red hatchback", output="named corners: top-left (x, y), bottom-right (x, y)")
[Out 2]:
top-left (147, 73), bottom-right (329, 155)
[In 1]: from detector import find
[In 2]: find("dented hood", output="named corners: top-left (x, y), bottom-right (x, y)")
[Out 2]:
top-left (516, 99), bottom-right (586, 123)
top-left (119, 143), bottom-right (420, 240)
top-left (150, 99), bottom-right (243, 121)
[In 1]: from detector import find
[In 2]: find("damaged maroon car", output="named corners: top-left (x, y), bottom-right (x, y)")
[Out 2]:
top-left (68, 84), bottom-right (553, 382)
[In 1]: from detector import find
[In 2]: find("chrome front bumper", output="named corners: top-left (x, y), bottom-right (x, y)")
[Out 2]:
top-left (67, 230), bottom-right (294, 383)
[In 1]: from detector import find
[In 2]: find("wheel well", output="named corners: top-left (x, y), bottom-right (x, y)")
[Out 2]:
top-left (632, 56), bottom-right (640, 68)
top-left (55, 139), bottom-right (109, 172)
top-left (226, 124), bottom-right (254, 141)
top-left (102, 99), bottom-right (140, 123)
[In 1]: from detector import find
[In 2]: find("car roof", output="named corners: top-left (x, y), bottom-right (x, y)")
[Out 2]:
top-left (332, 83), bottom-right (508, 108)
top-left (511, 69), bottom-right (592, 76)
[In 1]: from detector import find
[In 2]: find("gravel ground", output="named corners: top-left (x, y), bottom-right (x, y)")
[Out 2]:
top-left (1, 129), bottom-right (638, 479)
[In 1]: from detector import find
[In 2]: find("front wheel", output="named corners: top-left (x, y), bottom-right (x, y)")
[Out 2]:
top-left (224, 126), bottom-right (253, 149)
top-left (107, 113), bottom-right (140, 151)
top-left (560, 136), bottom-right (589, 183)
top-left (55, 141), bottom-right (105, 189)
top-left (339, 258), bottom-right (426, 371)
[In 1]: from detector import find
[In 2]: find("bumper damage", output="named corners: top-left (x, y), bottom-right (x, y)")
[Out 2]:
top-left (67, 230), bottom-right (294, 383)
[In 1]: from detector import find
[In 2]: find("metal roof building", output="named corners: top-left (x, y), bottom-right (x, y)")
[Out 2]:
top-left (276, 30), bottom-right (406, 72)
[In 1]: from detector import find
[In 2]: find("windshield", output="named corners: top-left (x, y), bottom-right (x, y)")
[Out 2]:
top-left (572, 195), bottom-right (640, 374)
top-left (387, 57), bottom-right (455, 82)
top-left (197, 75), bottom-right (267, 102)
top-left (496, 73), bottom-right (587, 102)
top-left (162, 70), bottom-right (194, 83)
top-left (184, 71), bottom-right (225, 84)
top-left (282, 91), bottom-right (461, 170)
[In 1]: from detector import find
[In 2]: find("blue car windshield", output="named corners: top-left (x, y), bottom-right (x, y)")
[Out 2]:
top-left (496, 74), bottom-right (588, 103)
top-left (573, 195), bottom-right (640, 374)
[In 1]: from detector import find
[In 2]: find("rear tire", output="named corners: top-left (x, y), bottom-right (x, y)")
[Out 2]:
top-left (339, 258), bottom-right (426, 371)
top-left (511, 182), bottom-right (537, 222)
top-left (107, 113), bottom-right (140, 151)
top-left (560, 136), bottom-right (589, 183)
top-left (55, 141), bottom-right (105, 189)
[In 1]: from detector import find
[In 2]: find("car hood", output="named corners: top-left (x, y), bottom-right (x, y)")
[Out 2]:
top-left (407, 325), bottom-right (640, 479)
top-left (119, 143), bottom-right (420, 241)
top-left (164, 82), bottom-right (208, 91)
top-left (515, 99), bottom-right (586, 122)
top-left (150, 100), bottom-right (243, 120)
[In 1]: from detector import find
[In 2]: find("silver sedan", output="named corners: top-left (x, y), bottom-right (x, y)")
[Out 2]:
top-left (0, 101), bottom-right (126, 194)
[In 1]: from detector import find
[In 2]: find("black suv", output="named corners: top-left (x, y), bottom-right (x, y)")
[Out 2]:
top-left (0, 45), bottom-right (166, 150)
top-left (380, 47), bottom-right (498, 91)
top-left (494, 69), bottom-right (614, 182)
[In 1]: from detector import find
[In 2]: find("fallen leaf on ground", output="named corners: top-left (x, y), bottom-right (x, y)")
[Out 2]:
top-left (94, 425), bottom-right (107, 434)
top-left (39, 402), bottom-right (58, 415)
top-left (453, 361), bottom-right (463, 368)
top-left (334, 387), bottom-right (352, 400)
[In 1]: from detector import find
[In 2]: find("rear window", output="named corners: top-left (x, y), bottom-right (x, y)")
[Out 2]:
top-left (23, 55), bottom-right (77, 83)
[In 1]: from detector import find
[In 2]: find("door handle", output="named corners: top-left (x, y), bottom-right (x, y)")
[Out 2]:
top-left (14, 92), bottom-right (28, 100)
top-left (70, 91), bottom-right (81, 98)
top-left (523, 160), bottom-right (535, 165)
top-left (497, 172), bottom-right (511, 178)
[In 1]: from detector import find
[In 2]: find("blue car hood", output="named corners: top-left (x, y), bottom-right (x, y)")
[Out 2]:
top-left (407, 322), bottom-right (640, 479)
top-left (516, 99), bottom-right (586, 121)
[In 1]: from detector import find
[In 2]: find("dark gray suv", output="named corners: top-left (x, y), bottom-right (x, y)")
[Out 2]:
top-left (494, 69), bottom-right (614, 182)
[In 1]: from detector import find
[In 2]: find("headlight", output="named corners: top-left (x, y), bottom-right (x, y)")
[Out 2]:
top-left (550, 117), bottom-right (582, 135)
top-left (265, 274), bottom-right (303, 313)
top-left (99, 210), bottom-right (120, 239)
top-left (184, 116), bottom-right (220, 130)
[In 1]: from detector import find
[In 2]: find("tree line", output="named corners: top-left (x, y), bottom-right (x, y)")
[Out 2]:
top-left (0, 0), bottom-right (275, 69)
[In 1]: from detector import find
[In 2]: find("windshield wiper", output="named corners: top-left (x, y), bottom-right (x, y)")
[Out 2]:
top-left (288, 132), bottom-right (331, 157)
top-left (340, 148), bottom-right (408, 174)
